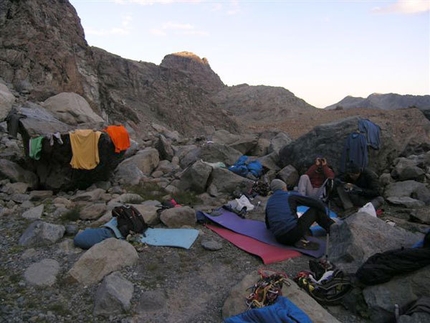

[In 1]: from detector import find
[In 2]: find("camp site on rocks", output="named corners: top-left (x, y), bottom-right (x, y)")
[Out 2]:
top-left (1, 0), bottom-right (430, 322)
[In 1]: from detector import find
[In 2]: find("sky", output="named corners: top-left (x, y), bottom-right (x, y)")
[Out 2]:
top-left (69, 0), bottom-right (430, 108)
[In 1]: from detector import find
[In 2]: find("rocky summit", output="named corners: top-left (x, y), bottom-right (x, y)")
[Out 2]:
top-left (1, 0), bottom-right (430, 323)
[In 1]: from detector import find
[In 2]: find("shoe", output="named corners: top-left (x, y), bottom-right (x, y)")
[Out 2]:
top-left (294, 239), bottom-right (320, 250)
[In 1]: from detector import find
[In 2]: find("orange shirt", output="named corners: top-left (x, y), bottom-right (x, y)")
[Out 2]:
top-left (104, 125), bottom-right (130, 153)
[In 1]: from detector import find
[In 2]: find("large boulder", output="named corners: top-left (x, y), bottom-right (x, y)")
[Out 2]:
top-left (67, 238), bottom-right (138, 286)
top-left (9, 103), bottom-right (125, 191)
top-left (199, 142), bottom-right (242, 166)
top-left (208, 167), bottom-right (254, 196)
top-left (0, 82), bottom-right (15, 121)
top-left (41, 92), bottom-right (105, 126)
top-left (329, 212), bottom-right (422, 273)
top-left (0, 159), bottom-right (38, 189)
top-left (114, 148), bottom-right (160, 186)
top-left (362, 267), bottom-right (430, 323)
top-left (384, 180), bottom-right (430, 206)
top-left (178, 160), bottom-right (213, 194)
top-left (279, 109), bottom-right (430, 175)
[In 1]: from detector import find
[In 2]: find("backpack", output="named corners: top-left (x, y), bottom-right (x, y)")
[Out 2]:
top-left (112, 205), bottom-right (149, 237)
top-left (294, 260), bottom-right (353, 306)
top-left (247, 160), bottom-right (263, 178)
top-left (252, 180), bottom-right (270, 197)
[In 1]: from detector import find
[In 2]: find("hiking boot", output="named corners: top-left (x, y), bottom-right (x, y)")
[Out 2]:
top-left (294, 239), bottom-right (320, 250)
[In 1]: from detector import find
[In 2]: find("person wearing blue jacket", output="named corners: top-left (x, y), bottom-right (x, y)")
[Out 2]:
top-left (265, 179), bottom-right (335, 247)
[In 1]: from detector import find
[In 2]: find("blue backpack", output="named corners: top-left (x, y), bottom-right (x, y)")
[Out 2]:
top-left (228, 156), bottom-right (249, 177)
top-left (247, 160), bottom-right (263, 177)
top-left (228, 156), bottom-right (263, 178)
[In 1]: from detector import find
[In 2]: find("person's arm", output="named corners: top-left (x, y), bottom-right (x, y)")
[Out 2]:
top-left (305, 164), bottom-right (318, 176)
top-left (288, 193), bottom-right (327, 214)
top-left (318, 158), bottom-right (335, 179)
top-left (322, 164), bottom-right (335, 179)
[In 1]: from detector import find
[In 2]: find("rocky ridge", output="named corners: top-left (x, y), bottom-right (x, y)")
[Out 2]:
top-left (325, 93), bottom-right (430, 113)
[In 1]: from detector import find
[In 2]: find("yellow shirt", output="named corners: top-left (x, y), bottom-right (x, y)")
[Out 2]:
top-left (69, 129), bottom-right (102, 170)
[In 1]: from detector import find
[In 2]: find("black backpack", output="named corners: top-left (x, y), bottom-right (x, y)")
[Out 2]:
top-left (112, 205), bottom-right (149, 237)
top-left (294, 260), bottom-right (353, 306)
top-left (252, 180), bottom-right (270, 197)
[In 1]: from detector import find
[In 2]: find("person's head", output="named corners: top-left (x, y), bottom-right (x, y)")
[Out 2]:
top-left (315, 155), bottom-right (326, 171)
top-left (270, 179), bottom-right (287, 192)
top-left (346, 162), bottom-right (361, 180)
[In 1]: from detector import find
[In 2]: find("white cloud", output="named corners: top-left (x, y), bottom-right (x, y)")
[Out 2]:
top-left (86, 15), bottom-right (133, 36)
top-left (113, 0), bottom-right (241, 16)
top-left (114, 0), bottom-right (202, 5)
top-left (372, 0), bottom-right (430, 14)
top-left (226, 0), bottom-right (240, 15)
top-left (151, 21), bottom-right (208, 36)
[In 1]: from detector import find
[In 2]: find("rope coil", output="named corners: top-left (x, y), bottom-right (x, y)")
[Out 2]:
top-left (245, 269), bottom-right (289, 309)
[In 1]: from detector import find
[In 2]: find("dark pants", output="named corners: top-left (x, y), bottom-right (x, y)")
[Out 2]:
top-left (337, 187), bottom-right (383, 210)
top-left (275, 208), bottom-right (334, 245)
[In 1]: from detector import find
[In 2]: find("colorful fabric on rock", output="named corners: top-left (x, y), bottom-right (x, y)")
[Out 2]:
top-left (340, 132), bottom-right (368, 173)
top-left (69, 129), bottom-right (102, 170)
top-left (104, 125), bottom-right (130, 153)
top-left (29, 136), bottom-right (44, 160)
top-left (358, 118), bottom-right (381, 150)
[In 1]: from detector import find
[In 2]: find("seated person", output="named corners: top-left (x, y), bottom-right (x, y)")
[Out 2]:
top-left (335, 162), bottom-right (384, 212)
top-left (73, 217), bottom-right (124, 249)
top-left (265, 179), bottom-right (335, 248)
top-left (297, 156), bottom-right (335, 200)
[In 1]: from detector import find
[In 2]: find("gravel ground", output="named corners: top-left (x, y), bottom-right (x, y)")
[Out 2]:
top-left (0, 197), bottom-right (375, 323)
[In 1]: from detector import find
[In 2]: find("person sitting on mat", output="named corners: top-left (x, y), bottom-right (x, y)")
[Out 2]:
top-left (297, 155), bottom-right (335, 200)
top-left (265, 179), bottom-right (335, 249)
top-left (73, 217), bottom-right (124, 249)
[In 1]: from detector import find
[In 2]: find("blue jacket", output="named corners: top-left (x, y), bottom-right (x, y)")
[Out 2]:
top-left (265, 190), bottom-right (327, 238)
top-left (224, 296), bottom-right (312, 323)
top-left (340, 132), bottom-right (368, 173)
top-left (103, 218), bottom-right (124, 239)
top-left (358, 119), bottom-right (381, 150)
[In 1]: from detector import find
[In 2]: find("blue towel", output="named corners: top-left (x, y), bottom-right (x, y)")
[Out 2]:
top-left (140, 228), bottom-right (199, 249)
top-left (224, 296), bottom-right (312, 323)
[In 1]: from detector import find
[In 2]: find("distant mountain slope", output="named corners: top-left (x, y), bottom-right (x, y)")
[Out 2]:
top-left (325, 93), bottom-right (430, 111)
top-left (211, 84), bottom-right (318, 129)
top-left (0, 0), bottom-right (316, 138)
